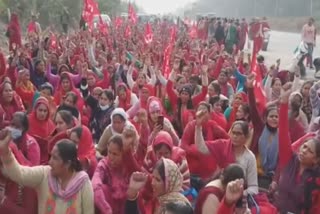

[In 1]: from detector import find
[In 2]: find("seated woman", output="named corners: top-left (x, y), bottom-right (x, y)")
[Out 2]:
top-left (209, 96), bottom-right (228, 131)
top-left (273, 90), bottom-right (320, 213)
top-left (28, 97), bottom-right (55, 164)
top-left (0, 81), bottom-right (25, 129)
top-left (144, 131), bottom-right (190, 190)
top-left (69, 126), bottom-right (97, 178)
top-left (195, 115), bottom-right (258, 195)
top-left (0, 112), bottom-right (40, 213)
top-left (56, 91), bottom-right (80, 120)
top-left (166, 66), bottom-right (208, 137)
top-left (115, 83), bottom-right (139, 111)
top-left (96, 108), bottom-right (137, 158)
top-left (15, 68), bottom-right (36, 111)
top-left (224, 92), bottom-right (247, 131)
top-left (81, 83), bottom-right (115, 143)
top-left (32, 82), bottom-right (56, 119)
top-left (195, 164), bottom-right (245, 214)
top-left (144, 96), bottom-right (179, 146)
top-left (125, 158), bottom-right (191, 214)
top-left (48, 110), bottom-right (77, 156)
top-left (181, 102), bottom-right (229, 182)
top-left (0, 136), bottom-right (94, 214)
top-left (92, 135), bottom-right (140, 214)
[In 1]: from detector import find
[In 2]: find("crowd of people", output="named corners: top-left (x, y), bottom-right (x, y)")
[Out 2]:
top-left (0, 9), bottom-right (319, 214)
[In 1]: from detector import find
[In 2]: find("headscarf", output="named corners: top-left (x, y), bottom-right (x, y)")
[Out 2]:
top-left (228, 92), bottom-right (248, 129)
top-left (156, 158), bottom-right (190, 214)
top-left (15, 69), bottom-right (35, 92)
top-left (117, 83), bottom-right (132, 111)
top-left (28, 97), bottom-right (55, 138)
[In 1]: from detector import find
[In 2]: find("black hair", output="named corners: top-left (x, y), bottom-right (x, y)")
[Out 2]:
top-left (55, 110), bottom-right (74, 126)
top-left (56, 139), bottom-right (82, 172)
top-left (40, 82), bottom-right (54, 95)
top-left (70, 126), bottom-right (83, 139)
top-left (220, 164), bottom-right (245, 186)
top-left (198, 101), bottom-right (211, 112)
top-left (154, 159), bottom-right (165, 182)
top-left (108, 135), bottom-right (123, 151)
top-left (210, 82), bottom-right (221, 95)
top-left (101, 89), bottom-right (114, 101)
top-left (264, 106), bottom-right (278, 132)
top-left (65, 91), bottom-right (78, 105)
top-left (271, 77), bottom-right (281, 87)
top-left (238, 103), bottom-right (251, 122)
top-left (209, 95), bottom-right (221, 107)
top-left (13, 112), bottom-right (29, 133)
top-left (230, 121), bottom-right (250, 137)
top-left (165, 201), bottom-right (193, 214)
top-left (154, 143), bottom-right (171, 152)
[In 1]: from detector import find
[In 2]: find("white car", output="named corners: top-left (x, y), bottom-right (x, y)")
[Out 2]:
top-left (93, 14), bottom-right (111, 28)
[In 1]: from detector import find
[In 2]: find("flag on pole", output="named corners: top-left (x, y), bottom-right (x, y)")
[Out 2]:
top-left (163, 27), bottom-right (177, 78)
top-left (144, 22), bottom-right (153, 44)
top-left (128, 2), bottom-right (137, 24)
top-left (82, 0), bottom-right (100, 30)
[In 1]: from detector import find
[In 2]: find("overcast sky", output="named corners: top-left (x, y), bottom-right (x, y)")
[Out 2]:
top-left (135, 0), bottom-right (197, 14)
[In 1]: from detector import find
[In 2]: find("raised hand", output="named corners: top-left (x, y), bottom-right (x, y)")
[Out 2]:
top-left (0, 129), bottom-right (12, 155)
top-left (196, 110), bottom-right (207, 127)
top-left (225, 179), bottom-right (244, 206)
top-left (246, 73), bottom-right (256, 88)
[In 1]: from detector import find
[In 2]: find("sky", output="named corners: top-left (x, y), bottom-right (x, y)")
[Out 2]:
top-left (134, 0), bottom-right (197, 14)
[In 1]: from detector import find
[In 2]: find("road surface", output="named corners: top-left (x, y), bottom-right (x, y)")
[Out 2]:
top-left (248, 31), bottom-right (320, 79)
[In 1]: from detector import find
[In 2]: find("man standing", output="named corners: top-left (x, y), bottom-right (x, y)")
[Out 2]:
top-left (302, 17), bottom-right (317, 69)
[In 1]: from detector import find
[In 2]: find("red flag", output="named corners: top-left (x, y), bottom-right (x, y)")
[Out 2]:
top-left (144, 22), bottom-right (153, 44)
top-left (162, 27), bottom-right (177, 78)
top-left (189, 24), bottom-right (198, 39)
top-left (82, 0), bottom-right (100, 30)
top-left (251, 50), bottom-right (266, 114)
top-left (98, 15), bottom-right (108, 35)
top-left (114, 17), bottom-right (123, 29)
top-left (128, 2), bottom-right (137, 24)
top-left (125, 25), bottom-right (131, 38)
top-left (49, 33), bottom-right (57, 50)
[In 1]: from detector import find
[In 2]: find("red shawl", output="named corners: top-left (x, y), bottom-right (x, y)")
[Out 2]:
top-left (0, 52), bottom-right (6, 79)
top-left (54, 72), bottom-right (84, 109)
top-left (206, 139), bottom-right (236, 169)
top-left (0, 82), bottom-right (25, 129)
top-left (77, 125), bottom-right (97, 177)
top-left (7, 13), bottom-right (22, 51)
top-left (117, 83), bottom-right (133, 111)
top-left (227, 92), bottom-right (248, 130)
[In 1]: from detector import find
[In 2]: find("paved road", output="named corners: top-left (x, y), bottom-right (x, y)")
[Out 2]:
top-left (245, 31), bottom-right (320, 79)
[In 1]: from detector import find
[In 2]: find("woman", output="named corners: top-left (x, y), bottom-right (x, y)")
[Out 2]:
top-left (195, 115), bottom-right (258, 195)
top-left (15, 68), bottom-right (36, 111)
top-left (81, 87), bottom-right (115, 142)
top-left (126, 159), bottom-right (190, 214)
top-left (166, 68), bottom-right (208, 137)
top-left (6, 13), bottom-right (22, 51)
top-left (224, 92), bottom-right (247, 131)
top-left (30, 60), bottom-right (47, 89)
top-left (214, 70), bottom-right (234, 100)
top-left (181, 102), bottom-right (229, 182)
top-left (144, 131), bottom-right (190, 190)
top-left (300, 80), bottom-right (313, 123)
top-left (264, 76), bottom-right (282, 102)
top-left (54, 72), bottom-right (83, 109)
top-left (96, 108), bottom-right (137, 158)
top-left (275, 90), bottom-right (320, 213)
top-left (0, 81), bottom-right (25, 129)
top-left (48, 110), bottom-right (77, 155)
top-left (56, 91), bottom-right (80, 119)
top-left (247, 76), bottom-right (280, 188)
top-left (209, 96), bottom-right (228, 131)
top-left (28, 97), bottom-right (55, 164)
top-left (69, 126), bottom-right (97, 177)
top-left (0, 136), bottom-right (94, 214)
top-left (0, 112), bottom-right (40, 213)
top-left (115, 83), bottom-right (139, 111)
top-left (195, 164), bottom-right (245, 214)
top-left (145, 97), bottom-right (179, 146)
top-left (32, 82), bottom-right (56, 119)
top-left (93, 135), bottom-right (140, 214)
top-left (127, 65), bottom-right (156, 96)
